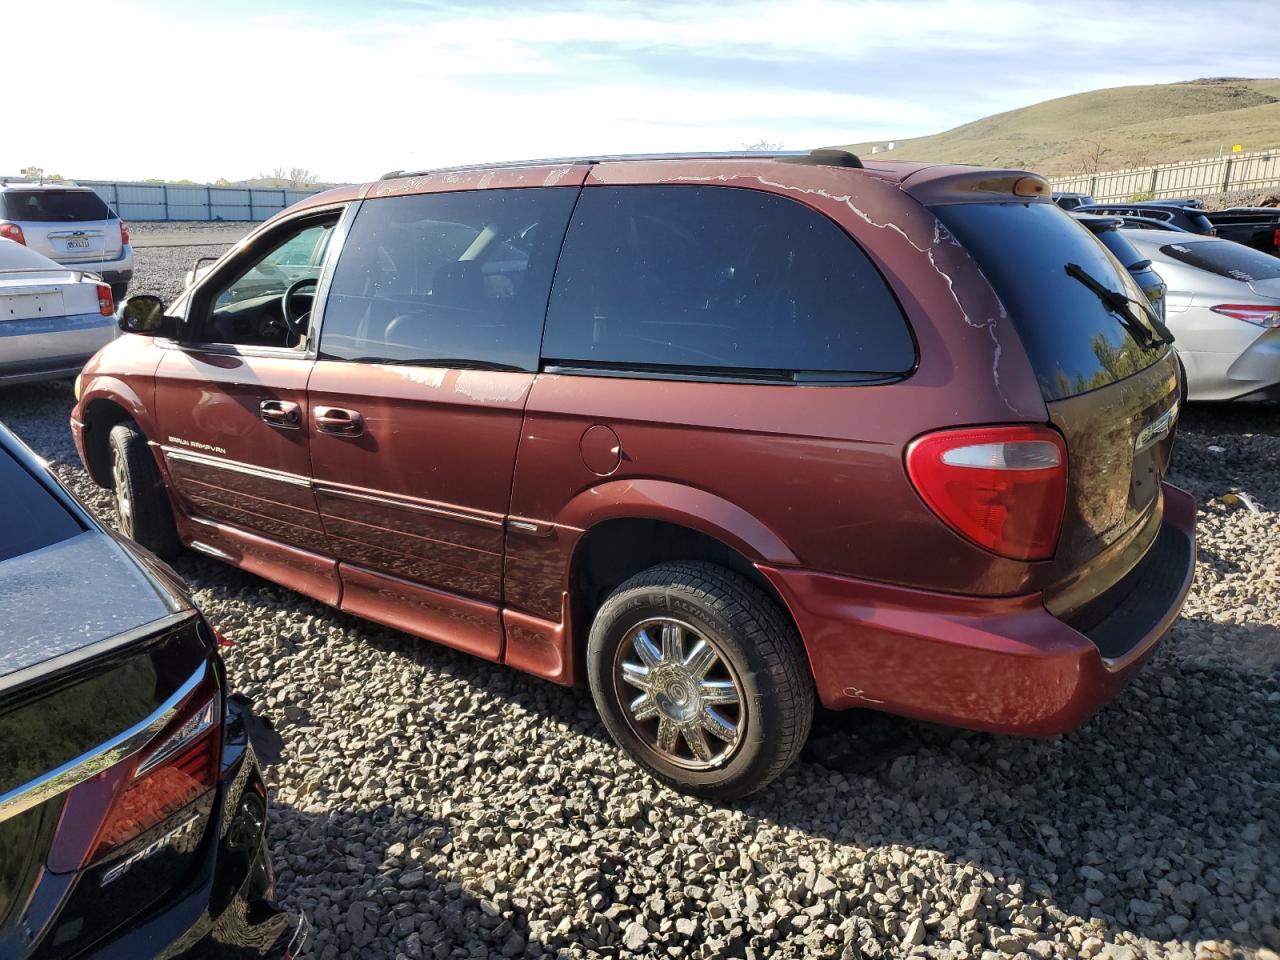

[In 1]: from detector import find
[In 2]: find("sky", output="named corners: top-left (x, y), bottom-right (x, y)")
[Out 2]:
top-left (4, 0), bottom-right (1276, 184)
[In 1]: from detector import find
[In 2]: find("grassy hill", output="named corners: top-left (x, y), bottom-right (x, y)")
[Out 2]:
top-left (836, 78), bottom-right (1280, 176)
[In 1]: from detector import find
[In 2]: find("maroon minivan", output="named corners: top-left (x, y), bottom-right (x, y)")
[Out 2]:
top-left (72, 151), bottom-right (1195, 799)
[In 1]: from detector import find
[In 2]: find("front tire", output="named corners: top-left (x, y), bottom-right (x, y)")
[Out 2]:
top-left (108, 421), bottom-right (181, 559)
top-left (587, 561), bottom-right (814, 800)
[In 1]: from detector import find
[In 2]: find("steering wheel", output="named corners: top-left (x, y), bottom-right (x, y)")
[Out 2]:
top-left (281, 277), bottom-right (318, 337)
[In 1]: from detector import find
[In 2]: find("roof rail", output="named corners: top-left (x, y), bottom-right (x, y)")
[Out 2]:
top-left (379, 148), bottom-right (863, 181)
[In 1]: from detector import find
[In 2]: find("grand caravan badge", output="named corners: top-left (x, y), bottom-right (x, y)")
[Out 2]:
top-left (1135, 403), bottom-right (1178, 454)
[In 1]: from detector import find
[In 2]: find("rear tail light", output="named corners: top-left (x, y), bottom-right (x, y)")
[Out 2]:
top-left (1272, 227), bottom-right (1280, 252)
top-left (0, 222), bottom-right (25, 245)
top-left (119, 221), bottom-right (130, 246)
top-left (906, 425), bottom-right (1068, 561)
top-left (96, 282), bottom-right (114, 316)
top-left (1210, 304), bottom-right (1280, 328)
top-left (49, 667), bottom-right (222, 872)
top-left (91, 694), bottom-right (219, 861)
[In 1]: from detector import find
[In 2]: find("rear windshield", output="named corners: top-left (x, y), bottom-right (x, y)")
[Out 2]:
top-left (0, 448), bottom-right (83, 563)
top-left (1, 189), bottom-right (113, 222)
top-left (1160, 240), bottom-right (1280, 284)
top-left (934, 201), bottom-right (1167, 401)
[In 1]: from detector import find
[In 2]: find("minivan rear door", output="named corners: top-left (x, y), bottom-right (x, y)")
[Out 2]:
top-left (932, 199), bottom-right (1180, 602)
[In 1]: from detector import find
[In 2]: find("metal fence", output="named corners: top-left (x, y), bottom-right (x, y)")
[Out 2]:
top-left (1049, 149), bottom-right (1280, 202)
top-left (0, 178), bottom-right (326, 221)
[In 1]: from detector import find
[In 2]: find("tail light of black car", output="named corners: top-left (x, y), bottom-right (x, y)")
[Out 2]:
top-left (48, 666), bottom-right (222, 873)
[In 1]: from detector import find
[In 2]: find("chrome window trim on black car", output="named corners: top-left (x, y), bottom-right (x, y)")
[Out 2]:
top-left (0, 658), bottom-right (206, 825)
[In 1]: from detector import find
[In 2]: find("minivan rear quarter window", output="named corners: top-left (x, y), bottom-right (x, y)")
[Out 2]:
top-left (542, 185), bottom-right (915, 380)
top-left (934, 201), bottom-right (1167, 400)
top-left (1160, 240), bottom-right (1280, 283)
top-left (1, 189), bottom-right (113, 222)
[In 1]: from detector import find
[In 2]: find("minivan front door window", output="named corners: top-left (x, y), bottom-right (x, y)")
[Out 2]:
top-left (194, 220), bottom-right (335, 349)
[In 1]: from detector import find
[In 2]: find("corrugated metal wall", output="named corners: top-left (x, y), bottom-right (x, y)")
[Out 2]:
top-left (1050, 149), bottom-right (1280, 202)
top-left (69, 180), bottom-right (325, 221)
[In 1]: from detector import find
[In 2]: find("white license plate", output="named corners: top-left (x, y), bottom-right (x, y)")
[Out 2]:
top-left (65, 239), bottom-right (91, 250)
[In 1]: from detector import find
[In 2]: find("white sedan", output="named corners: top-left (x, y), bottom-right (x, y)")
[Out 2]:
top-left (0, 238), bottom-right (117, 386)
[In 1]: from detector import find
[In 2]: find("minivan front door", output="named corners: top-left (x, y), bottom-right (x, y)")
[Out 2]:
top-left (306, 182), bottom-right (582, 659)
top-left (154, 213), bottom-right (341, 603)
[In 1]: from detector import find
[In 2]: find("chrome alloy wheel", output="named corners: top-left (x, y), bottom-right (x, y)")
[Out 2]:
top-left (112, 446), bottom-right (133, 535)
top-left (614, 618), bottom-right (745, 770)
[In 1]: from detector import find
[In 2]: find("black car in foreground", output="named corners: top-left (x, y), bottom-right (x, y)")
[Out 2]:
top-left (0, 423), bottom-right (309, 959)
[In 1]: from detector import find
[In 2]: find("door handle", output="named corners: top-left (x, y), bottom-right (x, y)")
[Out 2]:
top-left (314, 406), bottom-right (364, 437)
top-left (259, 399), bottom-right (301, 429)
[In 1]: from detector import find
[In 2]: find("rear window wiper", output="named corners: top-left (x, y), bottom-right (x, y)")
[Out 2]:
top-left (338, 355), bottom-right (526, 372)
top-left (1064, 262), bottom-right (1175, 348)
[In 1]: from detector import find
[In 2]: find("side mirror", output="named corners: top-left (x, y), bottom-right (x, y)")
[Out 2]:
top-left (116, 294), bottom-right (168, 335)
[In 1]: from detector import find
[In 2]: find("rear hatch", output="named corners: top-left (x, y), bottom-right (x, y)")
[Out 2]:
top-left (0, 445), bottom-right (211, 957)
top-left (1, 189), bottom-right (121, 265)
top-left (932, 199), bottom-right (1180, 610)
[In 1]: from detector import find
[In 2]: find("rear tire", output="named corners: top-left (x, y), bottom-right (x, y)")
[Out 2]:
top-left (587, 561), bottom-right (814, 800)
top-left (108, 421), bottom-right (180, 559)
top-left (110, 282), bottom-right (129, 303)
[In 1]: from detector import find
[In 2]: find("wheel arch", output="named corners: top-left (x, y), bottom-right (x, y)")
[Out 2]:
top-left (79, 392), bottom-right (143, 487)
top-left (562, 484), bottom-right (805, 683)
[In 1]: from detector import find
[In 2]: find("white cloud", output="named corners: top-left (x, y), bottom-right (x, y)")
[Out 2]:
top-left (2, 0), bottom-right (1273, 183)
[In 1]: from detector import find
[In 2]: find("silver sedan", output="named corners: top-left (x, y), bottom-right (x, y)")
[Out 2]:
top-left (0, 239), bottom-right (118, 386)
top-left (1122, 229), bottom-right (1280, 401)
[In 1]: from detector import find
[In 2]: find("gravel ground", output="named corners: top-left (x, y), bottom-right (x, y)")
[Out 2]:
top-left (1201, 191), bottom-right (1278, 212)
top-left (125, 221), bottom-right (252, 302)
top-left (2, 234), bottom-right (1278, 960)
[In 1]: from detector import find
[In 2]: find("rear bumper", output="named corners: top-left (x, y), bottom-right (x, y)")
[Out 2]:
top-left (0, 312), bottom-right (115, 386)
top-left (759, 482), bottom-right (1196, 736)
top-left (83, 699), bottom-right (309, 960)
top-left (94, 268), bottom-right (133, 286)
top-left (48, 246), bottom-right (133, 280)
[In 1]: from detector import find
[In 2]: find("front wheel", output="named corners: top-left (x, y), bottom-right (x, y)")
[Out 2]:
top-left (108, 421), bottom-right (181, 559)
top-left (587, 561), bottom-right (814, 800)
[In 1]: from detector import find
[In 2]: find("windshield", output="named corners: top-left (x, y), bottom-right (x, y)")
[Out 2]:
top-left (1, 189), bottom-right (113, 222)
top-left (934, 201), bottom-right (1168, 401)
top-left (1160, 240), bottom-right (1280, 284)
